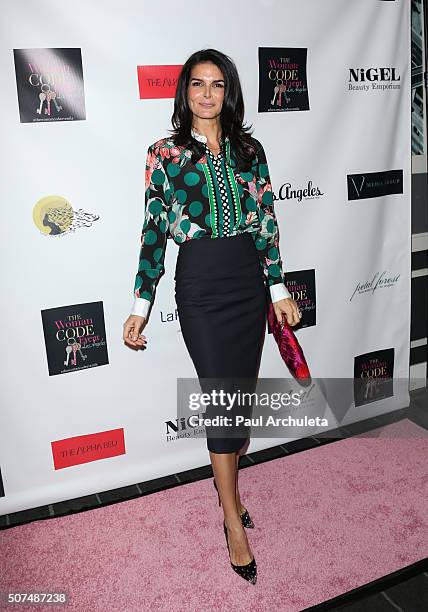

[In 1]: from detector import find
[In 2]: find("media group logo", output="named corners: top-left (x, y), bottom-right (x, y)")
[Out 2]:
top-left (258, 47), bottom-right (309, 112)
top-left (348, 67), bottom-right (401, 92)
top-left (13, 48), bottom-right (86, 123)
top-left (33, 195), bottom-right (100, 236)
top-left (347, 170), bottom-right (403, 200)
top-left (354, 348), bottom-right (394, 407)
top-left (273, 180), bottom-right (324, 203)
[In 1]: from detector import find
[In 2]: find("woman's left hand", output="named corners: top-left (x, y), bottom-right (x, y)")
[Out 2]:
top-left (273, 297), bottom-right (302, 327)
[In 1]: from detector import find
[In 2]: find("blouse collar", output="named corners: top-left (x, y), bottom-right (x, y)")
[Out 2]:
top-left (191, 128), bottom-right (208, 143)
top-left (190, 128), bottom-right (230, 164)
top-left (191, 127), bottom-right (229, 145)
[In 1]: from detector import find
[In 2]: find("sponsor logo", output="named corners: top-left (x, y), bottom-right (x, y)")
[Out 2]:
top-left (41, 301), bottom-right (109, 376)
top-left (160, 308), bottom-right (180, 324)
top-left (138, 65), bottom-right (182, 99)
top-left (347, 170), bottom-right (403, 200)
top-left (273, 180), bottom-right (324, 203)
top-left (13, 48), bottom-right (86, 122)
top-left (354, 349), bottom-right (394, 407)
top-left (349, 271), bottom-right (400, 301)
top-left (258, 47), bottom-right (309, 112)
top-left (51, 428), bottom-right (125, 469)
top-left (165, 413), bottom-right (206, 442)
top-left (33, 195), bottom-right (99, 236)
top-left (348, 67), bottom-right (401, 92)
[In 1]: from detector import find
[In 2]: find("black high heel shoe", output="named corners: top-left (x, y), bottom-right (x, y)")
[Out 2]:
top-left (223, 521), bottom-right (257, 585)
top-left (213, 479), bottom-right (255, 529)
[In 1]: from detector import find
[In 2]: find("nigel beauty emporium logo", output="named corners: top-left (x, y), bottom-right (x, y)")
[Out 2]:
top-left (350, 271), bottom-right (400, 300)
top-left (165, 414), bottom-right (206, 442)
top-left (348, 67), bottom-right (401, 92)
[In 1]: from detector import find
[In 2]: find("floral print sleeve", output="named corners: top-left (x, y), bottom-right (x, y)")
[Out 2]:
top-left (132, 144), bottom-right (171, 318)
top-left (252, 140), bottom-right (291, 301)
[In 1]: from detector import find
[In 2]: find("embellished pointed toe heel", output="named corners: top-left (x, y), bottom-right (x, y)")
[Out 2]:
top-left (213, 478), bottom-right (255, 528)
top-left (239, 508), bottom-right (255, 529)
top-left (223, 521), bottom-right (257, 585)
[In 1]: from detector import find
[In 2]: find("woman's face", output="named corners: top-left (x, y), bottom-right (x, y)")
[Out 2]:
top-left (187, 61), bottom-right (225, 121)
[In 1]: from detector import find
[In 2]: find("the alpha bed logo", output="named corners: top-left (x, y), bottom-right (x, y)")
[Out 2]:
top-left (51, 428), bottom-right (125, 469)
top-left (354, 348), bottom-right (394, 407)
top-left (138, 65), bottom-right (182, 99)
top-left (348, 67), bottom-right (401, 92)
top-left (347, 170), bottom-right (403, 200)
top-left (13, 48), bottom-right (86, 123)
top-left (258, 48), bottom-right (309, 112)
top-left (41, 301), bottom-right (109, 376)
top-left (283, 269), bottom-right (316, 328)
top-left (33, 195), bottom-right (99, 236)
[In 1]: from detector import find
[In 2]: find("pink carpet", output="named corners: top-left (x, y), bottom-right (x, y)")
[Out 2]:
top-left (1, 418), bottom-right (427, 611)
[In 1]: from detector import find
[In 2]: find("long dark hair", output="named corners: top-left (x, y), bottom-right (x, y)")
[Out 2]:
top-left (170, 49), bottom-right (257, 169)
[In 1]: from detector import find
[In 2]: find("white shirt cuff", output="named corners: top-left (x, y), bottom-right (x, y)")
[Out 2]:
top-left (269, 283), bottom-right (292, 302)
top-left (131, 297), bottom-right (151, 319)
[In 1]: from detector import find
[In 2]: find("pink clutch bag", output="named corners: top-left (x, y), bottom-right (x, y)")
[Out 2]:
top-left (267, 300), bottom-right (311, 385)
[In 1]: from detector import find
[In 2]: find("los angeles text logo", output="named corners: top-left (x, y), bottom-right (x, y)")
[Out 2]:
top-left (273, 180), bottom-right (324, 203)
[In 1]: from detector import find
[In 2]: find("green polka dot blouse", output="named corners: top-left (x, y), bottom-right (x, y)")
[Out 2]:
top-left (131, 129), bottom-right (291, 318)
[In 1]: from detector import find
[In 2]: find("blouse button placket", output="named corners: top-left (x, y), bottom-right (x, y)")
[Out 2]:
top-left (206, 145), bottom-right (231, 237)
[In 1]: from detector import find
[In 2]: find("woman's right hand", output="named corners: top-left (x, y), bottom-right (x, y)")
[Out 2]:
top-left (123, 315), bottom-right (148, 350)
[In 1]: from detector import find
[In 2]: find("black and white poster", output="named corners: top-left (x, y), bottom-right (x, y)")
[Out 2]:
top-left (41, 301), bottom-right (109, 376)
top-left (258, 47), bottom-right (309, 112)
top-left (13, 48), bottom-right (86, 123)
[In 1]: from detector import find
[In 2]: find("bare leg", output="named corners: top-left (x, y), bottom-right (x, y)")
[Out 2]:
top-left (209, 451), bottom-right (253, 566)
top-left (235, 452), bottom-right (246, 515)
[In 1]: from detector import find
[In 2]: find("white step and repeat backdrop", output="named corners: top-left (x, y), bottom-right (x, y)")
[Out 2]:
top-left (1, 0), bottom-right (411, 513)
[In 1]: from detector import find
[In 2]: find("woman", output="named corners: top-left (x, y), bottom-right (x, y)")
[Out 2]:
top-left (123, 49), bottom-right (301, 585)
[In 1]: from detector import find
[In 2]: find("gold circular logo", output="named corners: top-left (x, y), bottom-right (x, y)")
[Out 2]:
top-left (33, 195), bottom-right (73, 235)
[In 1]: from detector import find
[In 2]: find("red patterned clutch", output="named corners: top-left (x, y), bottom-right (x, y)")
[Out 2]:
top-left (267, 300), bottom-right (311, 385)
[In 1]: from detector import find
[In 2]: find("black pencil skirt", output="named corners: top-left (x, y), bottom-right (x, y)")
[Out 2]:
top-left (174, 232), bottom-right (267, 453)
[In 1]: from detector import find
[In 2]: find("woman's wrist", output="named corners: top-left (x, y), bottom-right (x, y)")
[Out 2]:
top-left (269, 282), bottom-right (291, 302)
top-left (131, 297), bottom-right (151, 319)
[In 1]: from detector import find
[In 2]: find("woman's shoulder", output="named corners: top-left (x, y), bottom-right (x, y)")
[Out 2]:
top-left (248, 135), bottom-right (264, 154)
top-left (149, 135), bottom-right (176, 151)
